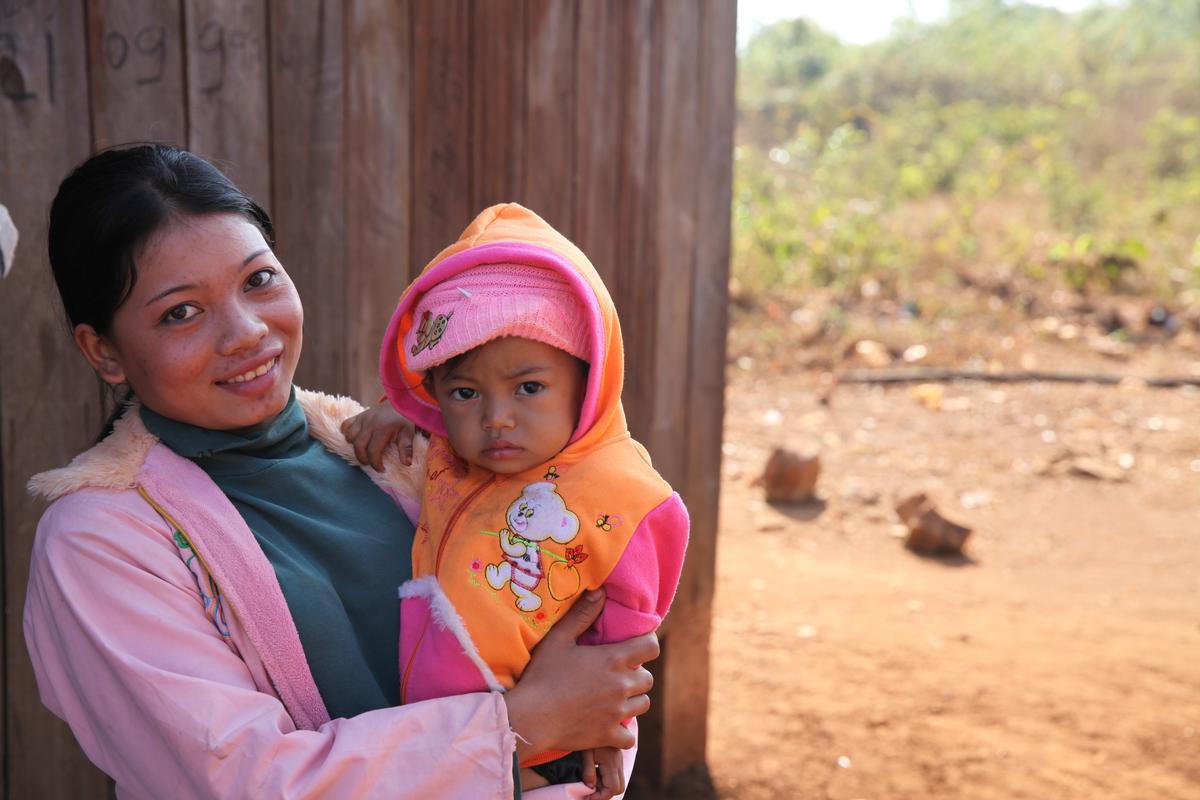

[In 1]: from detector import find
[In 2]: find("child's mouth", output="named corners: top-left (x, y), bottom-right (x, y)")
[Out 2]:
top-left (482, 441), bottom-right (523, 459)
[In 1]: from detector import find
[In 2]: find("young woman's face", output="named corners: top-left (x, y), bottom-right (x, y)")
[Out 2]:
top-left (429, 337), bottom-right (586, 475)
top-left (87, 213), bottom-right (303, 430)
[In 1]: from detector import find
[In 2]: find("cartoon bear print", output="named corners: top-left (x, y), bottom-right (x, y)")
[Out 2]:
top-left (485, 482), bottom-right (579, 612)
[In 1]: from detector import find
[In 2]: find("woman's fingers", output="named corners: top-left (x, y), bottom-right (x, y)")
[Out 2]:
top-left (580, 749), bottom-right (597, 789)
top-left (611, 631), bottom-right (659, 671)
top-left (609, 756), bottom-right (627, 797)
top-left (622, 690), bottom-right (652, 719)
top-left (543, 588), bottom-right (605, 642)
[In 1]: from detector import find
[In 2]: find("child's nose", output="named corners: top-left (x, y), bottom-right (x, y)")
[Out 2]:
top-left (481, 398), bottom-right (515, 431)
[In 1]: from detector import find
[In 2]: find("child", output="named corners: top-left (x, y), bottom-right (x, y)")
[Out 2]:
top-left (347, 203), bottom-right (688, 798)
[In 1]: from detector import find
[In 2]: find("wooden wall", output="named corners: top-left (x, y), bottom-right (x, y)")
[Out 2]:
top-left (0, 1), bottom-right (735, 796)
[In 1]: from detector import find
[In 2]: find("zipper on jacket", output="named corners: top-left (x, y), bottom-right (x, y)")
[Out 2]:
top-left (433, 474), bottom-right (495, 576)
top-left (399, 616), bottom-right (429, 704)
top-left (399, 473), bottom-right (495, 702)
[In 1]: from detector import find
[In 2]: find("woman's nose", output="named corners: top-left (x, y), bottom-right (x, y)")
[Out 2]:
top-left (218, 302), bottom-right (269, 354)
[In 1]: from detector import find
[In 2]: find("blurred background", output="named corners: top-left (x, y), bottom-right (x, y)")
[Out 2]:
top-left (707, 1), bottom-right (1198, 798)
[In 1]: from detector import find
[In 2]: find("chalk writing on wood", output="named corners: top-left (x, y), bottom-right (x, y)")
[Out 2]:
top-left (196, 21), bottom-right (251, 96)
top-left (0, 2), bottom-right (56, 104)
top-left (101, 24), bottom-right (166, 85)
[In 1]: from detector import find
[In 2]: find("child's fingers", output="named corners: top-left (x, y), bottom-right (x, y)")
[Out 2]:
top-left (340, 415), bottom-right (361, 440)
top-left (367, 429), bottom-right (392, 472)
top-left (352, 428), bottom-right (373, 466)
top-left (397, 425), bottom-right (417, 467)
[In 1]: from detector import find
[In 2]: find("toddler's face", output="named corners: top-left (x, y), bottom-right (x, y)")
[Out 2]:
top-left (428, 336), bottom-right (586, 475)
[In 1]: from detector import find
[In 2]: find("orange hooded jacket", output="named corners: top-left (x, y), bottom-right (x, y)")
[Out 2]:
top-left (380, 205), bottom-right (689, 764)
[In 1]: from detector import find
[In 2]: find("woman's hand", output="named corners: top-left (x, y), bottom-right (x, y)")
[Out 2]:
top-left (340, 402), bottom-right (416, 470)
top-left (581, 747), bottom-right (626, 800)
top-left (502, 588), bottom-right (658, 759)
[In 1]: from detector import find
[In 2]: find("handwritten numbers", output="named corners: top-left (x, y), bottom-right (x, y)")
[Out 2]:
top-left (103, 24), bottom-right (166, 86)
top-left (197, 21), bottom-right (250, 97)
top-left (198, 20), bottom-right (224, 94)
top-left (103, 30), bottom-right (127, 69)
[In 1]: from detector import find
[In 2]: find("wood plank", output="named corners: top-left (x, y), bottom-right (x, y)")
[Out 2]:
top-left (269, 0), bottom-right (346, 394)
top-left (470, 0), bottom-right (525, 211)
top-left (0, 0), bottom-right (111, 795)
top-left (625, 0), bottom-right (714, 792)
top-left (640, 0), bottom-right (699, 494)
top-left (665, 0), bottom-right (736, 789)
top-left (522, 0), bottom-right (576, 237)
top-left (344, 0), bottom-right (411, 401)
top-left (612, 0), bottom-right (656, 447)
top-left (86, 0), bottom-right (186, 148)
top-left (572, 0), bottom-right (619, 286)
top-left (610, 4), bottom-right (662, 790)
top-left (183, 0), bottom-right (271, 203)
top-left (410, 0), bottom-right (470, 272)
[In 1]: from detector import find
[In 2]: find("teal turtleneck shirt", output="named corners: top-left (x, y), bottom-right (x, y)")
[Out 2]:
top-left (140, 390), bottom-right (414, 720)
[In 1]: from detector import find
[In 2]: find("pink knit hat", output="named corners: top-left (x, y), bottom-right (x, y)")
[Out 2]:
top-left (403, 262), bottom-right (591, 373)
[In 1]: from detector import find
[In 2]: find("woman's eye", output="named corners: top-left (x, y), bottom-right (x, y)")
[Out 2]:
top-left (449, 387), bottom-right (477, 401)
top-left (246, 268), bottom-right (276, 290)
top-left (517, 381), bottom-right (544, 396)
top-left (163, 304), bottom-right (200, 323)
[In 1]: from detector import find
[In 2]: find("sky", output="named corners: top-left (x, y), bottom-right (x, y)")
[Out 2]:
top-left (737, 0), bottom-right (1118, 46)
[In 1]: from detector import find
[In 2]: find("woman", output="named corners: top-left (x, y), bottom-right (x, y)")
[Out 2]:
top-left (23, 144), bottom-right (656, 799)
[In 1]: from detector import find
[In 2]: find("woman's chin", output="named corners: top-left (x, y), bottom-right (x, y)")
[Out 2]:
top-left (203, 375), bottom-right (294, 430)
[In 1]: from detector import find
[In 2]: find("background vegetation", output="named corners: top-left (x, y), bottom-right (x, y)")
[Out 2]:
top-left (734, 0), bottom-right (1200, 307)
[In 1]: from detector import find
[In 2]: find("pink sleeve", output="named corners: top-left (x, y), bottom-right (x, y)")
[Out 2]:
top-left (580, 493), bottom-right (689, 646)
top-left (23, 493), bottom-right (516, 800)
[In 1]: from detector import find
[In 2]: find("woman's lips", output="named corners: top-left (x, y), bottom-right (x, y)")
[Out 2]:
top-left (217, 355), bottom-right (280, 385)
top-left (215, 356), bottom-right (281, 395)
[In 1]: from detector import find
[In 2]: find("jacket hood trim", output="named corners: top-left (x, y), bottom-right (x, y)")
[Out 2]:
top-left (27, 405), bottom-right (156, 501)
top-left (27, 390), bottom-right (423, 505)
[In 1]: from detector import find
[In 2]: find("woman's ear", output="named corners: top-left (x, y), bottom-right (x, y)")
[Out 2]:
top-left (73, 324), bottom-right (127, 385)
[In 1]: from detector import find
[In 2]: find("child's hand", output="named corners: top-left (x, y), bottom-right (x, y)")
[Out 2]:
top-left (340, 402), bottom-right (416, 470)
top-left (581, 746), bottom-right (625, 800)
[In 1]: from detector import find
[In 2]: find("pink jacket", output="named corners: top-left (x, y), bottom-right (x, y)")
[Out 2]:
top-left (24, 389), bottom-right (627, 799)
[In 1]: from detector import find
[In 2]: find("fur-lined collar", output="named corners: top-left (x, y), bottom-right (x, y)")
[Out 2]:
top-left (28, 389), bottom-right (424, 504)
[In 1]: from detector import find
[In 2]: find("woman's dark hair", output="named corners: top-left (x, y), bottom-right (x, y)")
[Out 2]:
top-left (48, 143), bottom-right (274, 335)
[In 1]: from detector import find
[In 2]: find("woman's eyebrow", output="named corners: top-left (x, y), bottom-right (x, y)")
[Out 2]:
top-left (144, 283), bottom-right (198, 306)
top-left (243, 248), bottom-right (270, 265)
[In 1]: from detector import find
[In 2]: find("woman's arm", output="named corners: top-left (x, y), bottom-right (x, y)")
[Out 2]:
top-left (24, 491), bottom-right (517, 799)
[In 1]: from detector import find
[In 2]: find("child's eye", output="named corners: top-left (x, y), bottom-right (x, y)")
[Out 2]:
top-left (449, 387), bottom-right (477, 401)
top-left (162, 304), bottom-right (200, 324)
top-left (517, 382), bottom-right (544, 396)
top-left (246, 268), bottom-right (276, 290)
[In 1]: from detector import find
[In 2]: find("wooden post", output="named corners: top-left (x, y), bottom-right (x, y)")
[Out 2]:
top-left (269, 0), bottom-right (346, 394)
top-left (0, 1), bottom-right (110, 796)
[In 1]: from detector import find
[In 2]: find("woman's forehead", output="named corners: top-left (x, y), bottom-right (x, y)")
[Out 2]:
top-left (132, 214), bottom-right (272, 299)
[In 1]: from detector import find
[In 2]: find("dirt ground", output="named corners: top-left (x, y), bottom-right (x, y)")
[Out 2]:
top-left (704, 297), bottom-right (1200, 799)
